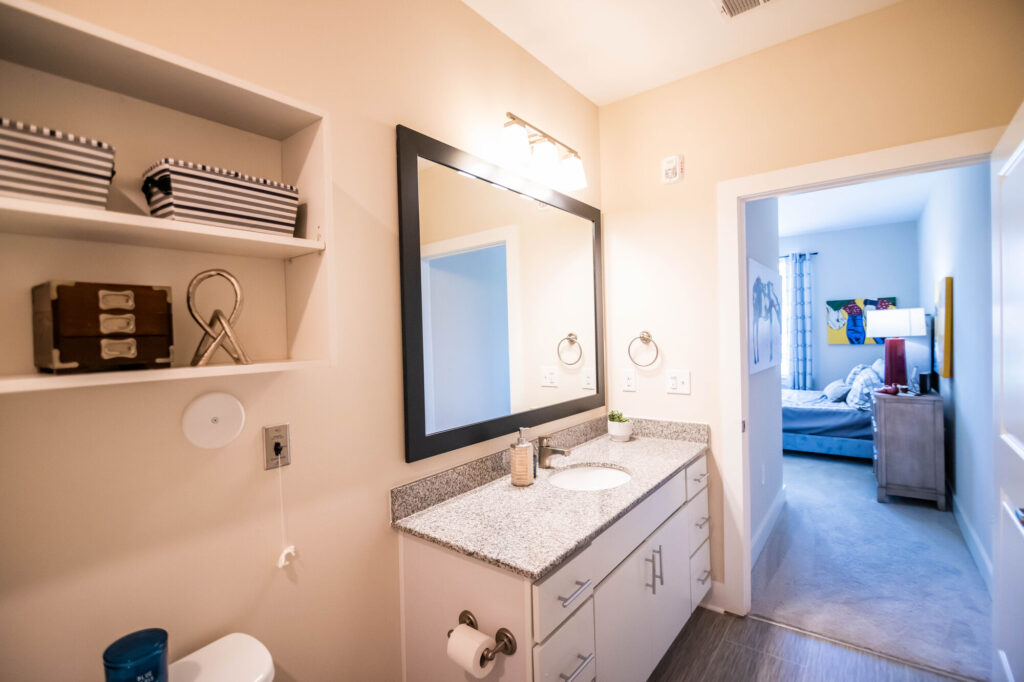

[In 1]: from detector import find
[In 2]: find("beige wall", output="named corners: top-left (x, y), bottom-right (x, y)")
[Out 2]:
top-left (599, 0), bottom-right (1024, 580)
top-left (0, 1), bottom-right (600, 679)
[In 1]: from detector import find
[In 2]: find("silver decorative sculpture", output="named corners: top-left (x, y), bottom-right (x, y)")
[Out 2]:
top-left (187, 269), bottom-right (252, 366)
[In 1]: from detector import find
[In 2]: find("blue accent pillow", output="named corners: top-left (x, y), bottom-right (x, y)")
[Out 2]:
top-left (847, 368), bottom-right (883, 409)
top-left (845, 364), bottom-right (871, 385)
top-left (822, 379), bottom-right (851, 402)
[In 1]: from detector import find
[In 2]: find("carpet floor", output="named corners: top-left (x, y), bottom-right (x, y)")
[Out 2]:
top-left (751, 453), bottom-right (992, 681)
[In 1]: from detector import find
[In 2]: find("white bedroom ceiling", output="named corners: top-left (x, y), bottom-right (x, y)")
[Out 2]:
top-left (460, 0), bottom-right (902, 105)
top-left (778, 171), bottom-right (940, 237)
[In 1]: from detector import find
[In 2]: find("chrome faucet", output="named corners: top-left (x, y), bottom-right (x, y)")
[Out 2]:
top-left (538, 436), bottom-right (571, 469)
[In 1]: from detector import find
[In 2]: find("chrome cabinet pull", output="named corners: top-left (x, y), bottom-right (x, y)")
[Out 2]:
top-left (98, 289), bottom-right (135, 310)
top-left (645, 554), bottom-right (657, 594)
top-left (692, 472), bottom-right (709, 484)
top-left (558, 579), bottom-right (591, 608)
top-left (697, 569), bottom-right (711, 585)
top-left (99, 338), bottom-right (137, 359)
top-left (696, 516), bottom-right (710, 529)
top-left (559, 653), bottom-right (595, 682)
top-left (653, 545), bottom-right (664, 586)
top-left (99, 313), bottom-right (136, 334)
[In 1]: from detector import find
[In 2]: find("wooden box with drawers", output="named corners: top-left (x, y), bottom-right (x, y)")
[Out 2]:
top-left (31, 281), bottom-right (173, 373)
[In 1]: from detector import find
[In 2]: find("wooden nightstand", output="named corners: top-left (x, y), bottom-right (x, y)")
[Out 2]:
top-left (872, 391), bottom-right (946, 509)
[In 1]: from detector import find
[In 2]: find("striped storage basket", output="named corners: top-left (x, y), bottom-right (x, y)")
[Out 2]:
top-left (142, 158), bottom-right (298, 236)
top-left (0, 117), bottom-right (115, 208)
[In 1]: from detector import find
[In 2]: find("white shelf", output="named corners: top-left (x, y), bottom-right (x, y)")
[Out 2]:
top-left (0, 197), bottom-right (325, 259)
top-left (0, 360), bottom-right (326, 395)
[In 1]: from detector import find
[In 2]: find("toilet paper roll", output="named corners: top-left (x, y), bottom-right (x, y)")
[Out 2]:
top-left (446, 624), bottom-right (496, 679)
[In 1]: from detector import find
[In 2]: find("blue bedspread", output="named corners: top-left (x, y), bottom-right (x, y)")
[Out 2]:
top-left (781, 389), bottom-right (873, 439)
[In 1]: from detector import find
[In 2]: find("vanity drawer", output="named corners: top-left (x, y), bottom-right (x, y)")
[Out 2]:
top-left (533, 469), bottom-right (686, 642)
top-left (687, 487), bottom-right (710, 557)
top-left (533, 597), bottom-right (595, 682)
top-left (685, 455), bottom-right (709, 501)
top-left (690, 539), bottom-right (712, 613)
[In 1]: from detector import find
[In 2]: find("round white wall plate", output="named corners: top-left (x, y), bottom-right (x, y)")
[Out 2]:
top-left (182, 392), bottom-right (245, 449)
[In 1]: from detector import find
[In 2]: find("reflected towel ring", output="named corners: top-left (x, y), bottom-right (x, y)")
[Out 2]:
top-left (628, 331), bottom-right (659, 367)
top-left (557, 332), bottom-right (583, 366)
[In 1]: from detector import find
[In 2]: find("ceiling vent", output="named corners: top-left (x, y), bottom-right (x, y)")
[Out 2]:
top-left (717, 0), bottom-right (773, 18)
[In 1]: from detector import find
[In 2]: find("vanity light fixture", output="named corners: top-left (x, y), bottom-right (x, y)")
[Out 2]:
top-left (502, 112), bottom-right (588, 192)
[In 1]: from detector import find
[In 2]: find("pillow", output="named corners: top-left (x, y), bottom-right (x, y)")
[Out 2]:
top-left (871, 358), bottom-right (885, 381)
top-left (847, 368), bottom-right (883, 409)
top-left (845, 364), bottom-right (871, 385)
top-left (822, 379), bottom-right (851, 402)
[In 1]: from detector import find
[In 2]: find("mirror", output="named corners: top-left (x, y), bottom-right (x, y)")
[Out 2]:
top-left (397, 126), bottom-right (604, 462)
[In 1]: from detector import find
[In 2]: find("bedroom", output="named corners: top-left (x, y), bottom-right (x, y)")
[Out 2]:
top-left (744, 162), bottom-right (993, 680)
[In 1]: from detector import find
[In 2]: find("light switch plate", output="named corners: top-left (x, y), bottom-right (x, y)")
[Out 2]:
top-left (581, 369), bottom-right (595, 390)
top-left (661, 155), bottom-right (683, 184)
top-left (264, 424), bottom-right (291, 470)
top-left (666, 369), bottom-right (691, 395)
top-left (623, 367), bottom-right (638, 392)
top-left (541, 365), bottom-right (559, 387)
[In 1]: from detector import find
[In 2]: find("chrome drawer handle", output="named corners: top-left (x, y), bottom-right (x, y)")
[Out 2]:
top-left (697, 569), bottom-right (711, 585)
top-left (100, 338), bottom-right (137, 359)
top-left (645, 554), bottom-right (657, 594)
top-left (558, 579), bottom-right (591, 608)
top-left (692, 472), bottom-right (709, 484)
top-left (99, 313), bottom-right (136, 334)
top-left (654, 545), bottom-right (664, 586)
top-left (696, 516), bottom-right (710, 529)
top-left (98, 289), bottom-right (135, 310)
top-left (559, 653), bottom-right (595, 682)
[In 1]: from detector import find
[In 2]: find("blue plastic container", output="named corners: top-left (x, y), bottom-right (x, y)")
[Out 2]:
top-left (103, 628), bottom-right (168, 682)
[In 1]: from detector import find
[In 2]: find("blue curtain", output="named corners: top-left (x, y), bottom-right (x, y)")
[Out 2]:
top-left (782, 253), bottom-right (814, 389)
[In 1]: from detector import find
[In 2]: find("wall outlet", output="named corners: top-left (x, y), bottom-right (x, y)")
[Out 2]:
top-left (666, 369), bottom-right (691, 395)
top-left (264, 424), bottom-right (291, 470)
top-left (582, 369), bottom-right (595, 390)
top-left (623, 367), bottom-right (637, 392)
top-left (541, 365), bottom-right (559, 387)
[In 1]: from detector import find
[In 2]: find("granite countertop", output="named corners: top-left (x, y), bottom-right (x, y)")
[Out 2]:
top-left (392, 435), bottom-right (707, 581)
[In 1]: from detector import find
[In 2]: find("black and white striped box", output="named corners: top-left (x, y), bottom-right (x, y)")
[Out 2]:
top-left (0, 117), bottom-right (115, 208)
top-left (142, 158), bottom-right (298, 237)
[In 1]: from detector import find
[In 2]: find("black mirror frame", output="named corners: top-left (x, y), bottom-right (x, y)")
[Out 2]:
top-left (396, 125), bottom-right (605, 463)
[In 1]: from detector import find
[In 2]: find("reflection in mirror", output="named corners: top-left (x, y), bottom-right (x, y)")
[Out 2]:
top-left (417, 158), bottom-right (597, 435)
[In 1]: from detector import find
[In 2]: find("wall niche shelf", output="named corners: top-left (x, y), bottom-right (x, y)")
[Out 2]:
top-left (0, 0), bottom-right (335, 395)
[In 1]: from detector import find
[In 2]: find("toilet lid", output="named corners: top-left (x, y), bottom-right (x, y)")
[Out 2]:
top-left (169, 632), bottom-right (274, 682)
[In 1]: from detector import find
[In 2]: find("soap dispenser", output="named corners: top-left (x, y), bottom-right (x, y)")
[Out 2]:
top-left (510, 427), bottom-right (535, 487)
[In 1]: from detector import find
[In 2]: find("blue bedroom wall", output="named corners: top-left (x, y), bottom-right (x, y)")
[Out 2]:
top-left (916, 162), bottom-right (994, 587)
top-left (779, 221), bottom-right (920, 389)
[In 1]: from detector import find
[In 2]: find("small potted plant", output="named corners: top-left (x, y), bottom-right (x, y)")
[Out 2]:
top-left (607, 410), bottom-right (632, 442)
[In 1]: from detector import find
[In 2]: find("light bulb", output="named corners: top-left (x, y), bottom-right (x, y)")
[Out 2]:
top-left (560, 154), bottom-right (587, 191)
top-left (530, 139), bottom-right (561, 186)
top-left (500, 121), bottom-right (531, 166)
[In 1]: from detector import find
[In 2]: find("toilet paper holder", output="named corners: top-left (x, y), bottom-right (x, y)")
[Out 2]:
top-left (447, 610), bottom-right (517, 663)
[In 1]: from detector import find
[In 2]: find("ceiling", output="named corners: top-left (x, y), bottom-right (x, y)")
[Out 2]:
top-left (777, 171), bottom-right (941, 237)
top-left (460, 0), bottom-right (901, 105)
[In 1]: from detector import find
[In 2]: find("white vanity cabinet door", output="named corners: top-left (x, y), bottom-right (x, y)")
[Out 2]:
top-left (533, 598), bottom-right (596, 682)
top-left (684, 455), bottom-right (709, 501)
top-left (593, 539), bottom-right (657, 682)
top-left (648, 507), bottom-right (692, 662)
top-left (690, 539), bottom-right (712, 613)
top-left (687, 487), bottom-right (710, 557)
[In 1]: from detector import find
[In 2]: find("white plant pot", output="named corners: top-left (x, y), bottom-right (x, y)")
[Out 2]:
top-left (608, 420), bottom-right (632, 442)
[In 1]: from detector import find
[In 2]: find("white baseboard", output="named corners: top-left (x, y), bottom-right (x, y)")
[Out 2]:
top-left (953, 493), bottom-right (993, 593)
top-left (751, 484), bottom-right (787, 566)
top-left (703, 580), bottom-right (729, 613)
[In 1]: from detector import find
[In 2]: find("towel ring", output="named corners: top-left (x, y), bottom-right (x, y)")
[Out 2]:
top-left (557, 333), bottom-right (583, 366)
top-left (628, 331), bottom-right (659, 367)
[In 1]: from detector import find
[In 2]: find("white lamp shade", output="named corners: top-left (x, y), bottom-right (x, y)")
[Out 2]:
top-left (500, 121), bottom-right (531, 166)
top-left (560, 154), bottom-right (588, 192)
top-left (865, 307), bottom-right (927, 337)
top-left (530, 139), bottom-right (561, 186)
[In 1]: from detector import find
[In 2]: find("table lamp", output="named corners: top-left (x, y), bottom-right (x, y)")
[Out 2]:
top-left (865, 307), bottom-right (927, 386)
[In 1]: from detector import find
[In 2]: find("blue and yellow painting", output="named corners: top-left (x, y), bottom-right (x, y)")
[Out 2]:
top-left (825, 297), bottom-right (898, 345)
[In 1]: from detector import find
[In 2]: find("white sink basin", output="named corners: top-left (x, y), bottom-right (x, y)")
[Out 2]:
top-left (549, 465), bottom-right (631, 491)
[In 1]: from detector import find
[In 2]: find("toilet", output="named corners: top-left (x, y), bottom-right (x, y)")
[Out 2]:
top-left (168, 633), bottom-right (274, 682)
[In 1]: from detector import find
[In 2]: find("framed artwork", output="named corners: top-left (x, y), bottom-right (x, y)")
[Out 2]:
top-left (935, 276), bottom-right (953, 378)
top-left (748, 258), bottom-right (782, 374)
top-left (825, 297), bottom-right (898, 345)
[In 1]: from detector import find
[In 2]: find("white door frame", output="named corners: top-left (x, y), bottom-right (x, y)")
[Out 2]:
top-left (713, 126), bottom-right (1005, 615)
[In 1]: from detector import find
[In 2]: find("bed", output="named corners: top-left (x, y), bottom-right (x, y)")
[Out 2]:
top-left (782, 388), bottom-right (874, 458)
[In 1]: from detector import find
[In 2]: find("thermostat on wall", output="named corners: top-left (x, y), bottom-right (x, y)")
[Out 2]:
top-left (661, 155), bottom-right (684, 184)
